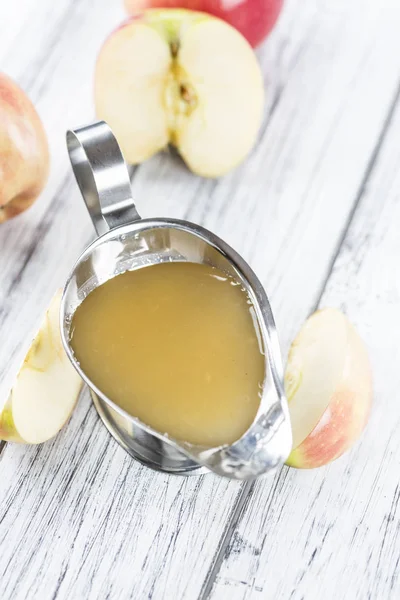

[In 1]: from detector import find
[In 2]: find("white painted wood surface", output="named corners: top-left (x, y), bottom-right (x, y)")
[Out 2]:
top-left (209, 78), bottom-right (400, 600)
top-left (0, 1), bottom-right (399, 598)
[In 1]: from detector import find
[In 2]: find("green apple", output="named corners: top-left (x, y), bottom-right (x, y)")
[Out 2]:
top-left (0, 291), bottom-right (82, 444)
top-left (94, 9), bottom-right (264, 177)
top-left (285, 308), bottom-right (373, 469)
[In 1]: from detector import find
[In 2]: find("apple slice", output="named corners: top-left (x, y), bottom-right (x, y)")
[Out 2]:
top-left (0, 291), bottom-right (82, 444)
top-left (94, 9), bottom-right (264, 177)
top-left (285, 308), bottom-right (372, 468)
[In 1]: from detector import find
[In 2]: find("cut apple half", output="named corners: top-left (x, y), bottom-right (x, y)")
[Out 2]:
top-left (94, 9), bottom-right (264, 177)
top-left (285, 308), bottom-right (373, 469)
top-left (0, 290), bottom-right (82, 444)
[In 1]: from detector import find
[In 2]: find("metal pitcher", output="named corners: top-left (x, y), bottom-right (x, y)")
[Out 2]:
top-left (60, 121), bottom-right (292, 479)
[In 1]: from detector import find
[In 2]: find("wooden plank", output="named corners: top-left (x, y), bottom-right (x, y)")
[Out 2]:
top-left (1, 0), bottom-right (400, 598)
top-left (0, 0), bottom-right (124, 397)
top-left (208, 59), bottom-right (400, 600)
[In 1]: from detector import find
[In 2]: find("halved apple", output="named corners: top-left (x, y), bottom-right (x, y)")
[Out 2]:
top-left (0, 291), bottom-right (82, 444)
top-left (285, 308), bottom-right (373, 468)
top-left (94, 9), bottom-right (264, 177)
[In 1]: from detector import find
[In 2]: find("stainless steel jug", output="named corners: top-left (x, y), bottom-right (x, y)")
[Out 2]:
top-left (60, 121), bottom-right (292, 479)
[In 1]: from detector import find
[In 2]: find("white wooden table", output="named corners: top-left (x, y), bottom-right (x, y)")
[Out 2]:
top-left (1, 1), bottom-right (400, 598)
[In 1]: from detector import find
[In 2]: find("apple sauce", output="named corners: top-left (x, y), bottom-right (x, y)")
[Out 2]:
top-left (70, 262), bottom-right (264, 447)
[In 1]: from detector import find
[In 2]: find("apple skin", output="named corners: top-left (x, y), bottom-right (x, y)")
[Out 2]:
top-left (286, 384), bottom-right (372, 469)
top-left (124, 0), bottom-right (284, 48)
top-left (285, 309), bottom-right (373, 469)
top-left (0, 73), bottom-right (50, 223)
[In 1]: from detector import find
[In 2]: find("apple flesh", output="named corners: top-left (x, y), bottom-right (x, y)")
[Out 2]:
top-left (94, 9), bottom-right (264, 177)
top-left (124, 0), bottom-right (284, 48)
top-left (0, 291), bottom-right (82, 444)
top-left (285, 308), bottom-right (372, 469)
top-left (0, 73), bottom-right (49, 223)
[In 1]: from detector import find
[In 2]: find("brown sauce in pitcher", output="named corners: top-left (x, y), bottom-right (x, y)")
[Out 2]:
top-left (70, 262), bottom-right (264, 447)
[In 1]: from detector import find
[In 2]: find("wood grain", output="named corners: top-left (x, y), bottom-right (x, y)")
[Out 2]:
top-left (208, 42), bottom-right (400, 600)
top-left (0, 0), bottom-right (400, 598)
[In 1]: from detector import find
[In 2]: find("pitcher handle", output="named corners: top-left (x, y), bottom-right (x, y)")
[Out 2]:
top-left (67, 121), bottom-right (140, 236)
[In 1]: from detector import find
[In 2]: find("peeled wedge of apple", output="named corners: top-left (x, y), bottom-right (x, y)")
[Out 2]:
top-left (0, 291), bottom-right (82, 444)
top-left (94, 9), bottom-right (264, 177)
top-left (285, 308), bottom-right (372, 469)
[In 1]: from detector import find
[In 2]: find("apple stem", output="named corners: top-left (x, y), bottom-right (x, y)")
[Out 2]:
top-left (170, 40), bottom-right (179, 58)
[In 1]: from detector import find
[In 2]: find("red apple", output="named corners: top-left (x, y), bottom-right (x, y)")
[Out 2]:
top-left (285, 308), bottom-right (373, 469)
top-left (0, 74), bottom-right (49, 223)
top-left (124, 0), bottom-right (283, 48)
top-left (95, 10), bottom-right (264, 177)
